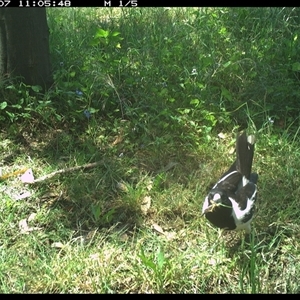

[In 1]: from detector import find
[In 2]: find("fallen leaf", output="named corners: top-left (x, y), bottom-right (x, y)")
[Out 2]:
top-left (51, 242), bottom-right (65, 248)
top-left (116, 182), bottom-right (128, 192)
top-left (228, 147), bottom-right (235, 155)
top-left (19, 219), bottom-right (29, 233)
top-left (28, 213), bottom-right (37, 222)
top-left (111, 135), bottom-right (123, 146)
top-left (89, 253), bottom-right (100, 260)
top-left (19, 218), bottom-right (40, 234)
top-left (119, 233), bottom-right (129, 242)
top-left (141, 196), bottom-right (151, 215)
top-left (20, 168), bottom-right (35, 183)
top-left (0, 167), bottom-right (28, 181)
top-left (191, 265), bottom-right (199, 273)
top-left (41, 192), bottom-right (60, 200)
top-left (14, 191), bottom-right (32, 201)
top-left (152, 223), bottom-right (164, 235)
top-left (146, 180), bottom-right (153, 191)
top-left (207, 257), bottom-right (231, 266)
top-left (208, 258), bottom-right (217, 266)
top-left (165, 231), bottom-right (177, 241)
top-left (218, 132), bottom-right (226, 139)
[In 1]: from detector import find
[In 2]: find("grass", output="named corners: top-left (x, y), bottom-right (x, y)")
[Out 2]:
top-left (1, 7), bottom-right (300, 293)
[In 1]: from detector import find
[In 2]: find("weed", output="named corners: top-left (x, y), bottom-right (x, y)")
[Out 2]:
top-left (0, 7), bottom-right (300, 293)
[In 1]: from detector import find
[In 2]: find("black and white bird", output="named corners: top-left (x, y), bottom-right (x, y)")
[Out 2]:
top-left (202, 131), bottom-right (258, 234)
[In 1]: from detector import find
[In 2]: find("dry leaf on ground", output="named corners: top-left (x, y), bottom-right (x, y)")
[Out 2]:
top-left (51, 242), bottom-right (65, 248)
top-left (141, 196), bottom-right (151, 215)
top-left (19, 217), bottom-right (41, 234)
top-left (152, 223), bottom-right (165, 235)
top-left (20, 168), bottom-right (35, 183)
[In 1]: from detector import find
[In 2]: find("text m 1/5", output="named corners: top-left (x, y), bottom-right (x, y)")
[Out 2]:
top-left (104, 0), bottom-right (138, 6)
top-left (119, 0), bottom-right (137, 6)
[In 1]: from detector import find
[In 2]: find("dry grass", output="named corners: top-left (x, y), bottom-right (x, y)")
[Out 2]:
top-left (1, 7), bottom-right (300, 293)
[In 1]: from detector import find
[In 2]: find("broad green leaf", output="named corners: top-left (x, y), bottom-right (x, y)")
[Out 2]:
top-left (0, 102), bottom-right (7, 110)
top-left (112, 31), bottom-right (121, 37)
top-left (190, 99), bottom-right (200, 106)
top-left (292, 62), bottom-right (300, 72)
top-left (95, 28), bottom-right (109, 38)
top-left (88, 107), bottom-right (99, 114)
top-left (31, 85), bottom-right (42, 92)
top-left (221, 86), bottom-right (232, 101)
top-left (138, 248), bottom-right (156, 271)
top-left (223, 61), bottom-right (231, 68)
top-left (157, 247), bottom-right (165, 270)
top-left (11, 104), bottom-right (22, 109)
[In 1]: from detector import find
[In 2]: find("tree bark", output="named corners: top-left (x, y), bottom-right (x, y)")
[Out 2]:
top-left (0, 8), bottom-right (53, 90)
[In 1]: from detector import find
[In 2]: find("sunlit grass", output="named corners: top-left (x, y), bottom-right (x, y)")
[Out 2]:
top-left (1, 7), bottom-right (300, 293)
top-left (1, 123), bottom-right (300, 293)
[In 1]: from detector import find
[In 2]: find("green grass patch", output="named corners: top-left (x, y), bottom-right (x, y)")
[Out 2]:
top-left (1, 7), bottom-right (300, 293)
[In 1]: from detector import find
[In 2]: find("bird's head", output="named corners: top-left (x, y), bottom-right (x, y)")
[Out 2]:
top-left (203, 191), bottom-right (232, 214)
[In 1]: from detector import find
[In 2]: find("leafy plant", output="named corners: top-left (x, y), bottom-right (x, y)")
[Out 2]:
top-left (138, 245), bottom-right (171, 293)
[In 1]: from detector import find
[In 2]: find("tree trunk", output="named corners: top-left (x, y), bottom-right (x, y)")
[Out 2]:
top-left (0, 8), bottom-right (53, 90)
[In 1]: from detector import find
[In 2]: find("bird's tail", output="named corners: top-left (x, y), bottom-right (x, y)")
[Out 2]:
top-left (235, 131), bottom-right (255, 181)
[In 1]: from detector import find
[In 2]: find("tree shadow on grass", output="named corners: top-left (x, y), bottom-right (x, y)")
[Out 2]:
top-left (1, 117), bottom-right (206, 243)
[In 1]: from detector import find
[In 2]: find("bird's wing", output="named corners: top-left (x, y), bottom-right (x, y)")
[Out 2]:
top-left (235, 180), bottom-right (257, 210)
top-left (212, 170), bottom-right (242, 194)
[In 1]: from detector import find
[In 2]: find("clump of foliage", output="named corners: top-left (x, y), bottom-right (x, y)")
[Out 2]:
top-left (1, 8), bottom-right (300, 293)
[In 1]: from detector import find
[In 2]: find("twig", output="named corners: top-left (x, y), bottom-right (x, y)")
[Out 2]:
top-left (32, 160), bottom-right (105, 183)
top-left (106, 74), bottom-right (124, 119)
